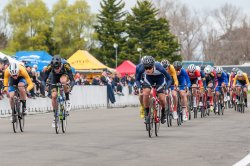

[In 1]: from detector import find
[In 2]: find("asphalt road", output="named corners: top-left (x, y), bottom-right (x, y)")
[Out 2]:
top-left (0, 106), bottom-right (250, 166)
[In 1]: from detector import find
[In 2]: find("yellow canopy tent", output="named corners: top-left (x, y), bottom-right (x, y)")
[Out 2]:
top-left (67, 50), bottom-right (110, 71)
top-left (67, 50), bottom-right (115, 81)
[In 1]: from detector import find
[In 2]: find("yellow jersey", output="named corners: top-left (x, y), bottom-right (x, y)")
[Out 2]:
top-left (233, 73), bottom-right (249, 86)
top-left (167, 64), bottom-right (178, 86)
top-left (4, 64), bottom-right (34, 91)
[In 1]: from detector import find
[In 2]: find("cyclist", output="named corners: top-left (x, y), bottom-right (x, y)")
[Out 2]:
top-left (186, 64), bottom-right (203, 109)
top-left (229, 68), bottom-right (238, 105)
top-left (135, 56), bottom-right (172, 124)
top-left (42, 55), bottom-right (75, 127)
top-left (161, 59), bottom-right (179, 120)
top-left (204, 66), bottom-right (218, 111)
top-left (233, 70), bottom-right (249, 107)
top-left (3, 62), bottom-right (34, 120)
top-left (214, 66), bottom-right (228, 113)
top-left (173, 61), bottom-right (191, 121)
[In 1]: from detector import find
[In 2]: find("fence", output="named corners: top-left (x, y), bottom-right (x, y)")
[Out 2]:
top-left (0, 85), bottom-right (139, 116)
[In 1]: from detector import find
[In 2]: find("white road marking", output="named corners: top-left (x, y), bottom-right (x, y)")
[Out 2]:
top-left (233, 154), bottom-right (250, 166)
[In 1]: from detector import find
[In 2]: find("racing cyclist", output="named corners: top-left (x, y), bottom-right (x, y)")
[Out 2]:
top-left (233, 70), bottom-right (249, 107)
top-left (135, 56), bottom-right (172, 124)
top-left (173, 61), bottom-right (191, 121)
top-left (214, 66), bottom-right (228, 113)
top-left (3, 62), bottom-right (34, 120)
top-left (203, 66), bottom-right (218, 112)
top-left (186, 64), bottom-right (203, 109)
top-left (42, 55), bottom-right (75, 127)
top-left (161, 59), bottom-right (179, 119)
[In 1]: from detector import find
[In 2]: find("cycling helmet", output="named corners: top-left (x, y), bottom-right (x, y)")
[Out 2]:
top-left (187, 64), bottom-right (196, 73)
top-left (200, 65), bottom-right (206, 71)
top-left (173, 61), bottom-right (182, 70)
top-left (142, 56), bottom-right (155, 68)
top-left (215, 66), bottom-right (223, 74)
top-left (196, 66), bottom-right (201, 71)
top-left (237, 70), bottom-right (243, 77)
top-left (161, 59), bottom-right (170, 68)
top-left (9, 62), bottom-right (19, 76)
top-left (204, 66), bottom-right (212, 74)
top-left (51, 55), bottom-right (62, 69)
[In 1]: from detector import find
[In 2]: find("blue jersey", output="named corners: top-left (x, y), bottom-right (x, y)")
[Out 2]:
top-left (217, 72), bottom-right (228, 85)
top-left (177, 68), bottom-right (191, 88)
top-left (135, 62), bottom-right (172, 89)
top-left (200, 70), bottom-right (206, 88)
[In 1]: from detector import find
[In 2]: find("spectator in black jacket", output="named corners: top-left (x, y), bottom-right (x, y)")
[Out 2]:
top-left (100, 70), bottom-right (115, 103)
top-left (92, 76), bottom-right (100, 85)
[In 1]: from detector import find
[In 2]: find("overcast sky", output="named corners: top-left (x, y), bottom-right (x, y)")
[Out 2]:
top-left (0, 0), bottom-right (250, 14)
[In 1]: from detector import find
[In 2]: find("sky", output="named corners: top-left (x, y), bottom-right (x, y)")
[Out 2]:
top-left (0, 0), bottom-right (250, 14)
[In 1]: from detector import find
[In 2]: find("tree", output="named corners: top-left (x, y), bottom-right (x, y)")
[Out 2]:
top-left (51, 0), bottom-right (95, 58)
top-left (155, 0), bottom-right (206, 61)
top-left (93, 0), bottom-right (127, 67)
top-left (125, 0), bottom-right (180, 63)
top-left (4, 0), bottom-right (51, 52)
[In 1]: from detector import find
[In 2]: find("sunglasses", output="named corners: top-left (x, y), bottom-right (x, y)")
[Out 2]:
top-left (12, 75), bottom-right (18, 77)
top-left (145, 66), bottom-right (153, 70)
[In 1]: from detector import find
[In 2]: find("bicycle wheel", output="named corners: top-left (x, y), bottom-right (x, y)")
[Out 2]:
top-left (55, 110), bottom-right (60, 134)
top-left (12, 100), bottom-right (19, 133)
top-left (147, 98), bottom-right (154, 138)
top-left (61, 104), bottom-right (67, 133)
top-left (19, 104), bottom-right (25, 132)
top-left (154, 105), bottom-right (160, 136)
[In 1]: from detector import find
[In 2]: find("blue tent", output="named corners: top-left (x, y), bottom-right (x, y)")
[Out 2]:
top-left (15, 51), bottom-right (76, 73)
top-left (15, 51), bottom-right (52, 71)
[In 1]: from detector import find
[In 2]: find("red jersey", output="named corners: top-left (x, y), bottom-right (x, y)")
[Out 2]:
top-left (186, 69), bottom-right (203, 87)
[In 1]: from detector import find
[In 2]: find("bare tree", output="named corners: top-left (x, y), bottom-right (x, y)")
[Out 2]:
top-left (212, 3), bottom-right (241, 33)
top-left (154, 0), bottom-right (206, 60)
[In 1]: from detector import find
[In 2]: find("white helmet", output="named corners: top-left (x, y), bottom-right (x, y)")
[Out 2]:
top-left (9, 63), bottom-right (19, 76)
top-left (196, 66), bottom-right (200, 71)
top-left (215, 66), bottom-right (223, 74)
top-left (204, 67), bottom-right (212, 74)
top-left (188, 64), bottom-right (196, 72)
top-left (237, 70), bottom-right (243, 77)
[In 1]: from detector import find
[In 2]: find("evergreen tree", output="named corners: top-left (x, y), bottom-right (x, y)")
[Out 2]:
top-left (125, 0), bottom-right (181, 64)
top-left (93, 0), bottom-right (127, 67)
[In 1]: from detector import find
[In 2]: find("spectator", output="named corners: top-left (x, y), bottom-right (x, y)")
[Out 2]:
top-left (38, 66), bottom-right (47, 97)
top-left (92, 76), bottom-right (100, 85)
top-left (100, 70), bottom-right (115, 103)
top-left (74, 73), bottom-right (81, 85)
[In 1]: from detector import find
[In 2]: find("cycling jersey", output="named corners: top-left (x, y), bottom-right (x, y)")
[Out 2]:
top-left (186, 69), bottom-right (203, 87)
top-left (167, 64), bottom-right (178, 86)
top-left (217, 72), bottom-right (228, 85)
top-left (43, 62), bottom-right (75, 88)
top-left (233, 73), bottom-right (249, 86)
top-left (204, 70), bottom-right (218, 87)
top-left (135, 62), bottom-right (172, 91)
top-left (176, 68), bottom-right (191, 90)
top-left (4, 64), bottom-right (34, 92)
top-left (229, 73), bottom-right (236, 87)
top-left (135, 63), bottom-right (145, 86)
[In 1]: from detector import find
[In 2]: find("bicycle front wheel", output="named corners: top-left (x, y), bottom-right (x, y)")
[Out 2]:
top-left (19, 107), bottom-right (25, 132)
top-left (61, 108), bottom-right (67, 133)
top-left (55, 110), bottom-right (60, 134)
